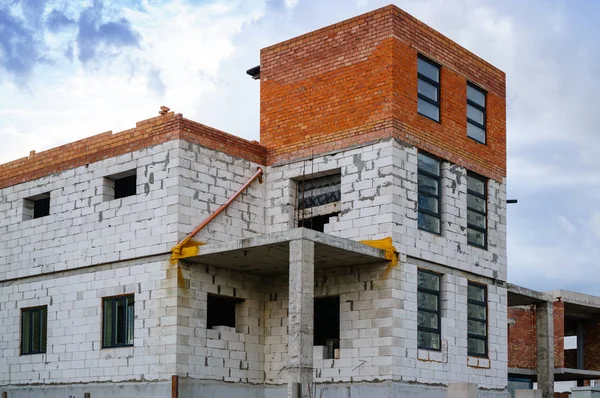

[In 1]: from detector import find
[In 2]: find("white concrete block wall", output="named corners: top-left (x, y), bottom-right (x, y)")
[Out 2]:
top-left (265, 138), bottom-right (508, 282)
top-left (263, 263), bottom-right (400, 385)
top-left (0, 139), bottom-right (267, 282)
top-left (0, 141), bottom-right (181, 280)
top-left (0, 258), bottom-right (176, 385)
top-left (177, 141), bottom-right (266, 243)
top-left (176, 264), bottom-right (266, 384)
top-left (400, 261), bottom-right (508, 389)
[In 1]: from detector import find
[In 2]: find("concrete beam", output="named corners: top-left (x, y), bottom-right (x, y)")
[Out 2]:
top-left (536, 301), bottom-right (554, 398)
top-left (507, 283), bottom-right (553, 307)
top-left (287, 239), bottom-right (314, 398)
top-left (550, 290), bottom-right (600, 309)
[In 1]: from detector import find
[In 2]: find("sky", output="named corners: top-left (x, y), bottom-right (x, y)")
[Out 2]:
top-left (1, 0), bottom-right (599, 294)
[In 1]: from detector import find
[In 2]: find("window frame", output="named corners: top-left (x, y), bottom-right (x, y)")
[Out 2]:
top-left (102, 294), bottom-right (135, 349)
top-left (21, 305), bottom-right (47, 355)
top-left (467, 281), bottom-right (488, 357)
top-left (417, 55), bottom-right (441, 123)
top-left (466, 172), bottom-right (488, 249)
top-left (417, 152), bottom-right (442, 235)
top-left (417, 269), bottom-right (441, 351)
top-left (467, 82), bottom-right (487, 144)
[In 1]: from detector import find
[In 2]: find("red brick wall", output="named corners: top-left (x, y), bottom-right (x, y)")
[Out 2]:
top-left (555, 393), bottom-right (571, 398)
top-left (0, 113), bottom-right (266, 190)
top-left (260, 5), bottom-right (506, 181)
top-left (508, 306), bottom-right (537, 369)
top-left (554, 300), bottom-right (565, 368)
top-left (584, 319), bottom-right (600, 370)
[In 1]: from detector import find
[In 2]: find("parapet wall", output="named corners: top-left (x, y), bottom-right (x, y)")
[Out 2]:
top-left (0, 113), bottom-right (266, 190)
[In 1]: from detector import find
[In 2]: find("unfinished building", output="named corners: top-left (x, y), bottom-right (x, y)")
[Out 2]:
top-left (508, 286), bottom-right (600, 398)
top-left (0, 5), bottom-right (507, 398)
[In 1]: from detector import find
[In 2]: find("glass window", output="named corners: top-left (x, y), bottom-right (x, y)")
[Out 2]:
top-left (417, 269), bottom-right (441, 350)
top-left (467, 82), bottom-right (486, 143)
top-left (467, 282), bottom-right (487, 357)
top-left (103, 295), bottom-right (134, 348)
top-left (21, 306), bottom-right (47, 355)
top-left (418, 153), bottom-right (441, 234)
top-left (418, 56), bottom-right (440, 122)
top-left (467, 172), bottom-right (487, 248)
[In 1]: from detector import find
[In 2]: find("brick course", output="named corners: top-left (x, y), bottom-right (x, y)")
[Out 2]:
top-left (0, 113), bottom-right (266, 191)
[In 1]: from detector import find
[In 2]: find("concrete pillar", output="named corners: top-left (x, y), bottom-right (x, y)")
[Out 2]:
top-left (288, 239), bottom-right (315, 398)
top-left (515, 390), bottom-right (542, 398)
top-left (448, 383), bottom-right (478, 398)
top-left (536, 301), bottom-right (554, 398)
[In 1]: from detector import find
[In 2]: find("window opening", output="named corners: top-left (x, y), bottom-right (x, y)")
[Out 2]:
top-left (103, 169), bottom-right (137, 201)
top-left (467, 83), bottom-right (486, 144)
top-left (207, 294), bottom-right (243, 329)
top-left (417, 153), bottom-right (441, 234)
top-left (21, 306), bottom-right (47, 355)
top-left (418, 55), bottom-right (441, 122)
top-left (314, 296), bottom-right (340, 359)
top-left (295, 171), bottom-right (341, 232)
top-left (417, 269), bottom-right (441, 350)
top-left (103, 295), bottom-right (134, 348)
top-left (467, 282), bottom-right (488, 357)
top-left (467, 172), bottom-right (487, 248)
top-left (23, 193), bottom-right (51, 220)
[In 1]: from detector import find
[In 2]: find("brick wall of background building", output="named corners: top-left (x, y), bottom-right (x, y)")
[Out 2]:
top-left (508, 306), bottom-right (537, 370)
top-left (554, 300), bottom-right (565, 368)
top-left (584, 318), bottom-right (600, 371)
top-left (507, 300), bottom-right (566, 370)
top-left (260, 5), bottom-right (506, 181)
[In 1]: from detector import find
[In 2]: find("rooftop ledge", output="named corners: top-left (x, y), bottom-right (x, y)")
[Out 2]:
top-left (181, 228), bottom-right (390, 275)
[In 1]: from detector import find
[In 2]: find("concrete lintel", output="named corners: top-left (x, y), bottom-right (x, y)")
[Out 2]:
top-left (507, 283), bottom-right (553, 307)
top-left (508, 367), bottom-right (537, 377)
top-left (555, 368), bottom-right (600, 380)
top-left (550, 289), bottom-right (600, 310)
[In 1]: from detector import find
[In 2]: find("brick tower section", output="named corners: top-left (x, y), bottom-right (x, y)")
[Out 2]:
top-left (260, 5), bottom-right (506, 181)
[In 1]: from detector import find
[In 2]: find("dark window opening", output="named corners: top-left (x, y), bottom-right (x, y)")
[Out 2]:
top-left (314, 296), bottom-right (340, 359)
top-left (296, 173), bottom-right (341, 233)
top-left (114, 174), bottom-right (137, 199)
top-left (417, 153), bottom-right (441, 235)
top-left (23, 193), bottom-right (51, 220)
top-left (467, 282), bottom-right (488, 357)
top-left (103, 295), bottom-right (134, 348)
top-left (298, 213), bottom-right (339, 233)
top-left (467, 172), bottom-right (487, 249)
top-left (467, 82), bottom-right (486, 144)
top-left (418, 55), bottom-right (441, 122)
top-left (207, 294), bottom-right (243, 329)
top-left (417, 269), bottom-right (441, 350)
top-left (33, 196), bottom-right (50, 218)
top-left (21, 306), bottom-right (47, 355)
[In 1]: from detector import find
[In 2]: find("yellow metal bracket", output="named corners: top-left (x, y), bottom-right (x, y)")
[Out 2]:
top-left (360, 237), bottom-right (399, 277)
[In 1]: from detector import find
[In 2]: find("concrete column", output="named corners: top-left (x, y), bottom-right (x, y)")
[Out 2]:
top-left (536, 301), bottom-right (555, 398)
top-left (288, 239), bottom-right (315, 398)
top-left (448, 383), bottom-right (478, 398)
